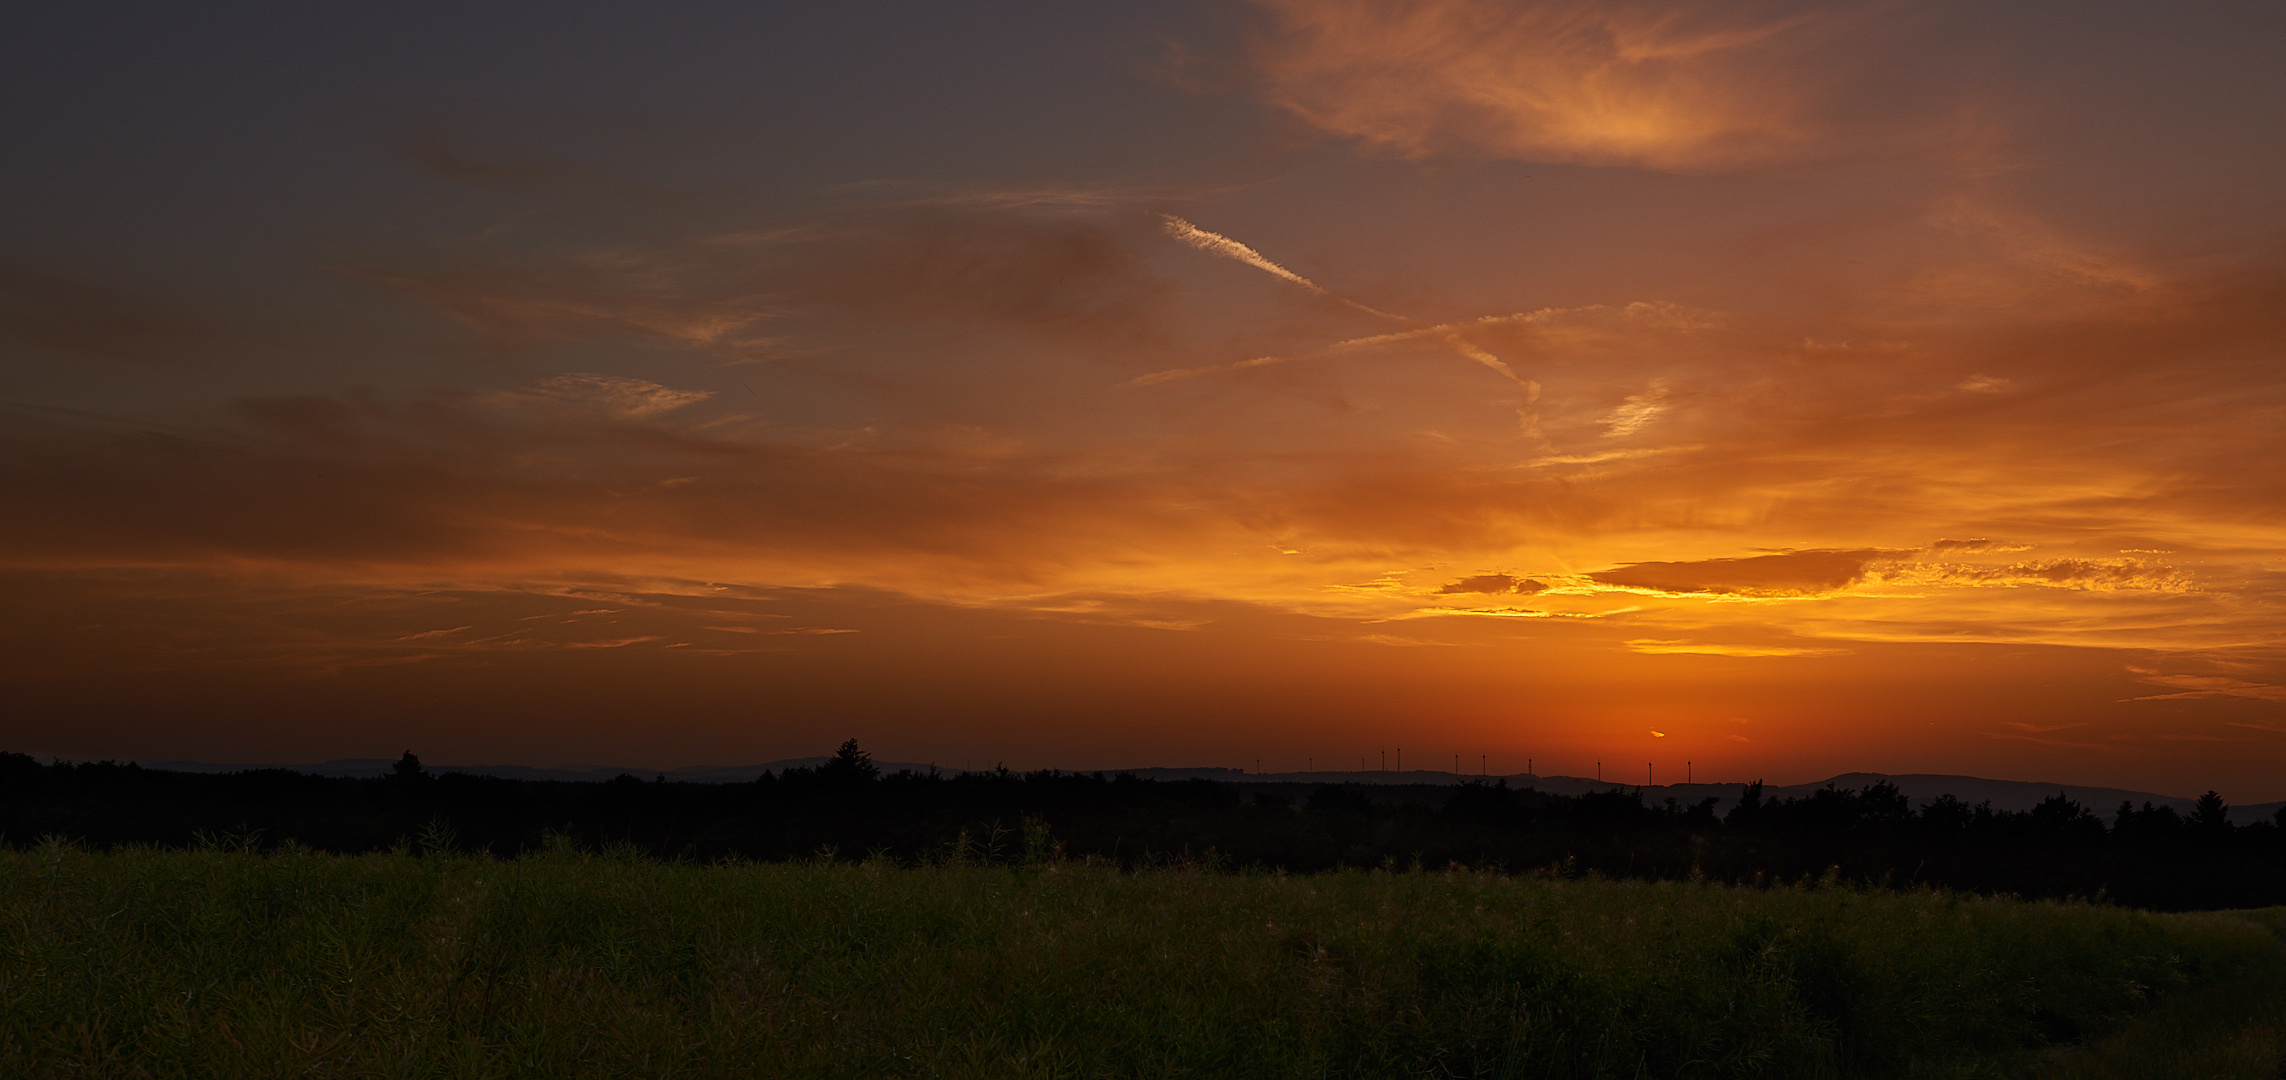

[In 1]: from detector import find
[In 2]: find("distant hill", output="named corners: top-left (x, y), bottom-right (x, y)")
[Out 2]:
top-left (121, 759), bottom-right (2284, 824)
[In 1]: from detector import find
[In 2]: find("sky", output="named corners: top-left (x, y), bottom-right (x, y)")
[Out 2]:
top-left (3, 1), bottom-right (2283, 796)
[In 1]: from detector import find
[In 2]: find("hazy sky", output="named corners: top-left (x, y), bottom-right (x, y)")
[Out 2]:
top-left (4, 2), bottom-right (2283, 795)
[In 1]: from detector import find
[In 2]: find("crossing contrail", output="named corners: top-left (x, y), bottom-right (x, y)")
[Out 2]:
top-left (1152, 214), bottom-right (1543, 441)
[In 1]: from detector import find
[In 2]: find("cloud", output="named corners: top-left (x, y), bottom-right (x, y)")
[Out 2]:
top-left (1984, 721), bottom-right (2106, 749)
top-left (2127, 673), bottom-right (2286, 703)
top-left (396, 626), bottom-right (472, 641)
top-left (1435, 574), bottom-right (1547, 595)
top-left (1598, 381), bottom-right (1668, 438)
top-left (1420, 606), bottom-right (1623, 621)
top-left (1433, 607), bottom-right (1553, 619)
top-left (232, 394), bottom-right (373, 449)
top-left (794, 211), bottom-right (1177, 339)
top-left (3, 240), bottom-right (2283, 661)
top-left (495, 374), bottom-right (714, 420)
top-left (1625, 639), bottom-right (1846, 657)
top-left (0, 267), bottom-right (233, 364)
top-left (1121, 354), bottom-right (1294, 388)
top-left (394, 129), bottom-right (592, 192)
top-left (1528, 446), bottom-right (1700, 467)
top-left (1241, 0), bottom-right (1846, 170)
top-left (365, 254), bottom-right (787, 362)
top-left (564, 636), bottom-right (664, 649)
top-left (1591, 549), bottom-right (1888, 597)
top-left (1914, 199), bottom-right (2165, 311)
top-left (1895, 559), bottom-right (2192, 593)
top-left (366, 205), bottom-right (1178, 361)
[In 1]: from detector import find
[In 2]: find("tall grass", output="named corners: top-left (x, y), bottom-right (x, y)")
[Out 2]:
top-left (2, 839), bottom-right (2279, 1078)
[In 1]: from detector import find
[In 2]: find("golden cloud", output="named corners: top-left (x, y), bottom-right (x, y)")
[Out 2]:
top-left (1590, 550), bottom-right (1890, 597)
top-left (1243, 0), bottom-right (1839, 169)
top-left (1886, 559), bottom-right (2193, 594)
top-left (1435, 574), bottom-right (1547, 595)
top-left (1627, 640), bottom-right (1846, 657)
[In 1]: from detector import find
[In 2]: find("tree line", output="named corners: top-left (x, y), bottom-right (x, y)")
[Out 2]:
top-left (4, 743), bottom-right (2283, 910)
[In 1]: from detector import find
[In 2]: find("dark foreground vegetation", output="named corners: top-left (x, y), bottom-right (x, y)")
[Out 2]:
top-left (7, 745), bottom-right (2286, 910)
top-left (6, 842), bottom-right (2286, 1078)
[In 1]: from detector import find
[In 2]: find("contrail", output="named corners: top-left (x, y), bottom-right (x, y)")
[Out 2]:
top-left (1160, 215), bottom-right (1327, 293)
top-left (1441, 331), bottom-right (1543, 439)
top-left (1150, 214), bottom-right (1543, 442)
top-left (1121, 355), bottom-right (1292, 388)
top-left (1160, 215), bottom-right (1412, 324)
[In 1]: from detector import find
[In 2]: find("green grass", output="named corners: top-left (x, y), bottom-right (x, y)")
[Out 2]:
top-left (3, 839), bottom-right (2283, 1078)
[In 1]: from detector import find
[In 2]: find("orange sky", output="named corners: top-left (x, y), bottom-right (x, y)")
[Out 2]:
top-left (3, 1), bottom-right (2283, 795)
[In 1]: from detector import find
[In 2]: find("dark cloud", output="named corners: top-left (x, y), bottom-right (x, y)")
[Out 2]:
top-left (396, 132), bottom-right (566, 191)
top-left (0, 267), bottom-right (229, 363)
top-left (365, 205), bottom-right (1174, 361)
top-left (359, 256), bottom-right (783, 362)
top-left (1436, 573), bottom-right (1546, 595)
top-left (1591, 550), bottom-right (1890, 597)
top-left (0, 387), bottom-right (1204, 576)
top-left (232, 394), bottom-right (373, 449)
top-left (784, 210), bottom-right (1176, 340)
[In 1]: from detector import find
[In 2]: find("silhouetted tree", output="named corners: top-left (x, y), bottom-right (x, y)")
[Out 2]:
top-left (2028, 794), bottom-right (2104, 844)
top-left (1924, 794), bottom-right (1977, 833)
top-left (1727, 780), bottom-right (1765, 826)
top-left (822, 739), bottom-right (879, 783)
top-left (2193, 791), bottom-right (2231, 835)
top-left (1860, 781), bottom-right (1912, 826)
top-left (391, 751), bottom-right (425, 783)
top-left (1441, 779), bottom-right (1518, 825)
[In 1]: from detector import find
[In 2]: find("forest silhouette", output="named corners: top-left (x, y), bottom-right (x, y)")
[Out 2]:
top-left (3, 742), bottom-right (2282, 911)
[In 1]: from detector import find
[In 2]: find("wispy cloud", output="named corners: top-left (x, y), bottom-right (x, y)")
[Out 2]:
top-left (1888, 559), bottom-right (2192, 594)
top-left (395, 626), bottom-right (472, 642)
top-left (1598, 381), bottom-right (1668, 438)
top-left (2126, 672), bottom-right (2286, 703)
top-left (494, 374), bottom-right (714, 420)
top-left (1625, 639), bottom-right (1846, 657)
top-left (1591, 550), bottom-right (1893, 597)
top-left (1242, 0), bottom-right (1853, 170)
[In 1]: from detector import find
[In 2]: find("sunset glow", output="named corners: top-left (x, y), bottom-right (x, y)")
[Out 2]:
top-left (2, 2), bottom-right (2282, 795)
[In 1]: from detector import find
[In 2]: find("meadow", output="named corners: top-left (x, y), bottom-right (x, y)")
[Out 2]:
top-left (6, 839), bottom-right (2286, 1078)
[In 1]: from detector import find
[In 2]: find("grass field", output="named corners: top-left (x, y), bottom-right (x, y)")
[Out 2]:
top-left (4, 839), bottom-right (2284, 1078)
